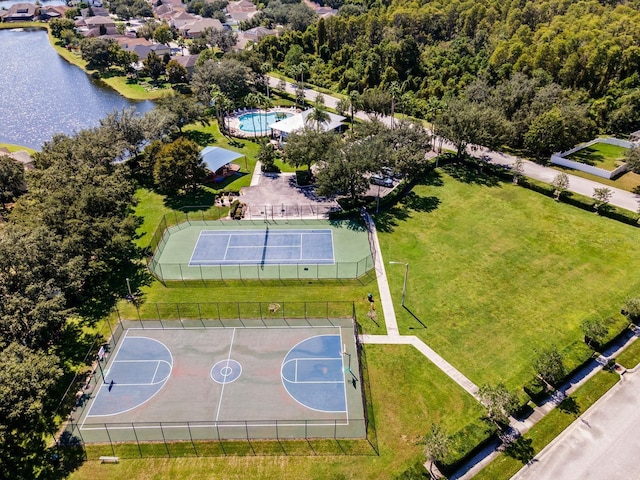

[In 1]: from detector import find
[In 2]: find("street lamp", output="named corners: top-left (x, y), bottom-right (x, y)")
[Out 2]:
top-left (389, 261), bottom-right (409, 307)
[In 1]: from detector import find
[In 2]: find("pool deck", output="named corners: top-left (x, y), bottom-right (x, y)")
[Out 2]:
top-left (226, 107), bottom-right (299, 138)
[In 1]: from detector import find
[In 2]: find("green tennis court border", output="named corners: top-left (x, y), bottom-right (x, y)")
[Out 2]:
top-left (148, 218), bottom-right (374, 282)
top-left (61, 314), bottom-right (378, 458)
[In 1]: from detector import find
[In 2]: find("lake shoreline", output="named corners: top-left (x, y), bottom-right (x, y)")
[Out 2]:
top-left (0, 22), bottom-right (167, 101)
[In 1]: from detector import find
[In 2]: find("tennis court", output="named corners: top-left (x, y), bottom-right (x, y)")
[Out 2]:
top-left (72, 321), bottom-right (366, 443)
top-left (150, 219), bottom-right (374, 281)
top-left (189, 228), bottom-right (334, 266)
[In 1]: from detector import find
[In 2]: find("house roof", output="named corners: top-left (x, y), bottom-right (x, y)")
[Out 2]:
top-left (180, 17), bottom-right (224, 35)
top-left (6, 3), bottom-right (37, 18)
top-left (200, 146), bottom-right (244, 172)
top-left (171, 54), bottom-right (199, 69)
top-left (84, 16), bottom-right (116, 26)
top-left (81, 6), bottom-right (109, 17)
top-left (269, 109), bottom-right (345, 134)
top-left (226, 0), bottom-right (257, 13)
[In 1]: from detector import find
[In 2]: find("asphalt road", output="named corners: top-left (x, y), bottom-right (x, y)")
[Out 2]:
top-left (512, 370), bottom-right (640, 480)
top-left (268, 75), bottom-right (640, 212)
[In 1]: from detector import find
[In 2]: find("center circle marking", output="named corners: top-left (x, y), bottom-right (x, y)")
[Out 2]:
top-left (211, 359), bottom-right (242, 384)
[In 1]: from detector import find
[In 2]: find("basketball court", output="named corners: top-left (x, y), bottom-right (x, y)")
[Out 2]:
top-left (73, 321), bottom-right (365, 443)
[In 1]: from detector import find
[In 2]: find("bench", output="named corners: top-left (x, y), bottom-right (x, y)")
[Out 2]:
top-left (99, 456), bottom-right (119, 464)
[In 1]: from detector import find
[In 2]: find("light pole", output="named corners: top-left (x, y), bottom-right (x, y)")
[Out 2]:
top-left (389, 261), bottom-right (409, 307)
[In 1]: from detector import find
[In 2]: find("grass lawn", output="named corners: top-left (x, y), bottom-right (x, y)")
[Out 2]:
top-left (69, 344), bottom-right (487, 480)
top-left (474, 370), bottom-right (619, 480)
top-left (551, 165), bottom-right (640, 192)
top-left (377, 168), bottom-right (640, 390)
top-left (615, 336), bottom-right (640, 369)
top-left (0, 143), bottom-right (37, 154)
top-left (566, 142), bottom-right (628, 171)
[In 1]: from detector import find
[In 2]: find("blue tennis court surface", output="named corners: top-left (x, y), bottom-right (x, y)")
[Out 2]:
top-left (189, 229), bottom-right (335, 266)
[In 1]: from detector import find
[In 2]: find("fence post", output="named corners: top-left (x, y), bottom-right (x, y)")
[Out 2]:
top-left (160, 423), bottom-right (170, 457)
top-left (132, 423), bottom-right (143, 458)
top-left (104, 424), bottom-right (115, 457)
top-left (187, 422), bottom-right (198, 456)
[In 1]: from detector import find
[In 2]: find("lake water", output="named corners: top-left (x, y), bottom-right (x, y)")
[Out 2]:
top-left (0, 29), bottom-right (154, 150)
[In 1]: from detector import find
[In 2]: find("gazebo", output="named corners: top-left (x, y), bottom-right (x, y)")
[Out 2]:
top-left (200, 146), bottom-right (245, 181)
top-left (268, 109), bottom-right (346, 141)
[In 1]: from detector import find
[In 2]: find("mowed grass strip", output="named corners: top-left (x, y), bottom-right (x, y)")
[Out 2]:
top-left (378, 170), bottom-right (640, 389)
top-left (566, 142), bottom-right (628, 170)
top-left (69, 344), bottom-right (486, 480)
top-left (615, 336), bottom-right (640, 369)
top-left (474, 370), bottom-right (619, 480)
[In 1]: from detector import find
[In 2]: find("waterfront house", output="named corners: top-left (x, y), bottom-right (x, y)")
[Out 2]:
top-left (3, 3), bottom-right (38, 22)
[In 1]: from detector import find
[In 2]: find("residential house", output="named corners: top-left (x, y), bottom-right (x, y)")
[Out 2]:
top-left (39, 5), bottom-right (70, 20)
top-left (170, 54), bottom-right (199, 77)
top-left (0, 148), bottom-right (34, 171)
top-left (111, 36), bottom-right (171, 60)
top-left (179, 18), bottom-right (224, 39)
top-left (80, 6), bottom-right (110, 17)
top-left (304, 0), bottom-right (336, 18)
top-left (225, 0), bottom-right (258, 24)
top-left (76, 16), bottom-right (118, 37)
top-left (236, 26), bottom-right (277, 50)
top-left (2, 3), bottom-right (38, 22)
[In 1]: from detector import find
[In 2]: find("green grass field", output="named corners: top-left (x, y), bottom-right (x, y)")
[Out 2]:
top-left (69, 344), bottom-right (487, 480)
top-left (615, 336), bottom-right (640, 369)
top-left (378, 169), bottom-right (640, 390)
top-left (566, 142), bottom-right (628, 171)
top-left (0, 142), bottom-right (37, 154)
top-left (474, 370), bottom-right (619, 480)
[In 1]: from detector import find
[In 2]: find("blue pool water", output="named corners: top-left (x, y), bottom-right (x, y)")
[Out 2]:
top-left (238, 111), bottom-right (292, 133)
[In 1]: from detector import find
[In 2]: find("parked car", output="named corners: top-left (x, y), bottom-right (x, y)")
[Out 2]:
top-left (370, 174), bottom-right (393, 187)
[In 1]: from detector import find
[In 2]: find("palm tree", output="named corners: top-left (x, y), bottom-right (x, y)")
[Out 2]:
top-left (306, 104), bottom-right (331, 132)
top-left (261, 62), bottom-right (272, 99)
top-left (244, 93), bottom-right (260, 138)
top-left (388, 81), bottom-right (402, 130)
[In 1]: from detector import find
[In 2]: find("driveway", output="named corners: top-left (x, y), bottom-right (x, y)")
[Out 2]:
top-left (240, 172), bottom-right (339, 219)
top-left (512, 370), bottom-right (640, 480)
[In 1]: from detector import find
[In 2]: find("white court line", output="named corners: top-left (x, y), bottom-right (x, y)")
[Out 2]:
top-left (81, 419), bottom-right (349, 430)
top-left (280, 333), bottom-right (347, 413)
top-left (83, 337), bottom-right (174, 421)
top-left (187, 230), bottom-right (206, 266)
top-left (214, 328), bottom-right (236, 422)
top-left (152, 361), bottom-right (160, 383)
top-left (340, 326), bottom-right (349, 424)
top-left (223, 233), bottom-right (232, 262)
top-left (294, 358), bottom-right (298, 383)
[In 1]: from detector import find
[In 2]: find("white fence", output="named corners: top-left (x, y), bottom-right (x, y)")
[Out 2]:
top-left (550, 137), bottom-right (632, 179)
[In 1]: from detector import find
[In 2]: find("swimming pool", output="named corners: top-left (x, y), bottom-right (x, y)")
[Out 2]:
top-left (238, 111), bottom-right (292, 134)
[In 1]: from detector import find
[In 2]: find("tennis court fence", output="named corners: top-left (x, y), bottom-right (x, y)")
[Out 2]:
top-left (56, 304), bottom-right (379, 458)
top-left (148, 213), bottom-right (375, 283)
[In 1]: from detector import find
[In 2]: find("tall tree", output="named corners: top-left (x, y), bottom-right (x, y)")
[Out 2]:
top-left (0, 155), bottom-right (25, 209)
top-left (534, 346), bottom-right (566, 388)
top-left (551, 172), bottom-right (570, 200)
top-left (435, 97), bottom-right (511, 159)
top-left (478, 384), bottom-right (520, 428)
top-left (152, 137), bottom-right (206, 193)
top-left (156, 93), bottom-right (207, 133)
top-left (593, 187), bottom-right (613, 214)
top-left (421, 423), bottom-right (451, 478)
top-left (144, 51), bottom-right (165, 83)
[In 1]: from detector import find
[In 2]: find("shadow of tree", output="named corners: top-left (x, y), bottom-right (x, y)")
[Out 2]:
top-left (164, 187), bottom-right (217, 210)
top-left (181, 130), bottom-right (216, 147)
top-left (373, 205), bottom-right (411, 233)
top-left (414, 169), bottom-right (445, 187)
top-left (557, 396), bottom-right (581, 416)
top-left (441, 162), bottom-right (501, 187)
top-left (204, 172), bottom-right (248, 191)
top-left (504, 436), bottom-right (535, 464)
top-left (400, 192), bottom-right (441, 212)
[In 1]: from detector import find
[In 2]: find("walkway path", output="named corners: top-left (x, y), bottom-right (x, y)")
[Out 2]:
top-left (360, 210), bottom-right (479, 399)
top-left (267, 75), bottom-right (640, 213)
top-left (451, 330), bottom-right (638, 480)
top-left (265, 75), bottom-right (640, 477)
